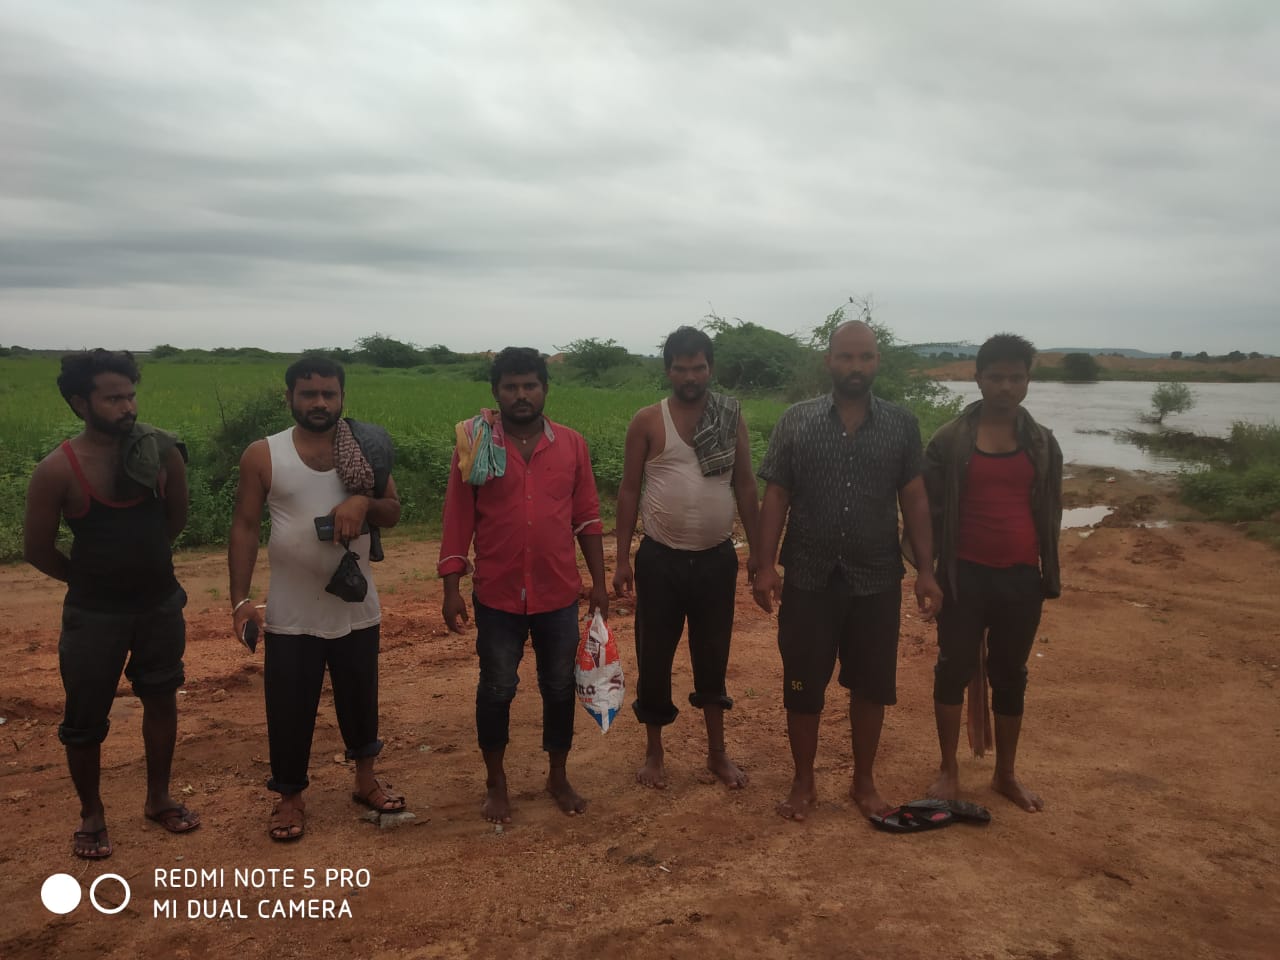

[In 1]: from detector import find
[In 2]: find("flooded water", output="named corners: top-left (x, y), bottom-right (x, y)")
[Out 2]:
top-left (941, 380), bottom-right (1280, 472)
top-left (1061, 505), bottom-right (1113, 528)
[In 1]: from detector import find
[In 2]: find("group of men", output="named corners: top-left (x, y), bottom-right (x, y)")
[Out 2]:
top-left (23, 322), bottom-right (1061, 858)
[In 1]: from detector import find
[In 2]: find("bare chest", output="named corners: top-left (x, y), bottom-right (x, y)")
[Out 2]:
top-left (64, 444), bottom-right (139, 509)
top-left (655, 403), bottom-right (699, 453)
top-left (975, 422), bottom-right (1019, 454)
top-left (292, 432), bottom-right (335, 472)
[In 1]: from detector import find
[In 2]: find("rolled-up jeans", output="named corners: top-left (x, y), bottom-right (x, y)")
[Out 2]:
top-left (473, 598), bottom-right (579, 753)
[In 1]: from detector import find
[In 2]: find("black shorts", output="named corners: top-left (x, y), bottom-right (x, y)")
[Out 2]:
top-left (934, 560), bottom-right (1043, 716)
top-left (58, 586), bottom-right (187, 746)
top-left (777, 578), bottom-right (901, 713)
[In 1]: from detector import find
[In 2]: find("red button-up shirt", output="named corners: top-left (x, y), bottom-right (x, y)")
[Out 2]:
top-left (438, 417), bottom-right (602, 615)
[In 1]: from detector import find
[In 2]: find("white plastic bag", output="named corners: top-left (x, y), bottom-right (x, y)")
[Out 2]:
top-left (575, 610), bottom-right (625, 733)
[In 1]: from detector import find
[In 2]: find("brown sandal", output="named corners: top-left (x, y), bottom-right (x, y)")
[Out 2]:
top-left (73, 827), bottom-right (113, 859)
top-left (351, 779), bottom-right (406, 813)
top-left (268, 798), bottom-right (305, 842)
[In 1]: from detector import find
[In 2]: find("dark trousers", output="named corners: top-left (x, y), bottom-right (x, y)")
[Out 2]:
top-left (632, 536), bottom-right (737, 726)
top-left (263, 625), bottom-right (382, 795)
top-left (934, 561), bottom-right (1043, 716)
top-left (58, 586), bottom-right (187, 746)
top-left (473, 599), bottom-right (578, 753)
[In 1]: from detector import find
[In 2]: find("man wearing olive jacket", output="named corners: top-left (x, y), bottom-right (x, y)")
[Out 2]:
top-left (923, 333), bottom-right (1062, 813)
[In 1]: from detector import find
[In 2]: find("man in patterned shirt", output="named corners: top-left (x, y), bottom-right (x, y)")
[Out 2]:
top-left (753, 320), bottom-right (942, 821)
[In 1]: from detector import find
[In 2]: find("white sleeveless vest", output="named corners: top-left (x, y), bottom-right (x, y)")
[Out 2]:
top-left (264, 428), bottom-right (380, 637)
top-left (638, 399), bottom-right (735, 550)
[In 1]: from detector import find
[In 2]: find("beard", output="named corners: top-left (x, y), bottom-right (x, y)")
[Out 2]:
top-left (674, 381), bottom-right (708, 402)
top-left (503, 400), bottom-right (544, 425)
top-left (292, 404), bottom-right (342, 433)
top-left (87, 409), bottom-right (136, 436)
top-left (832, 373), bottom-right (873, 399)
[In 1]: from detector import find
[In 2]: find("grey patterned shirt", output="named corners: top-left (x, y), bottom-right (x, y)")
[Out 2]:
top-left (758, 392), bottom-right (923, 594)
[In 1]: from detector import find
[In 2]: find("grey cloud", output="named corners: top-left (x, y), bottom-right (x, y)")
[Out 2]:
top-left (0, 0), bottom-right (1276, 354)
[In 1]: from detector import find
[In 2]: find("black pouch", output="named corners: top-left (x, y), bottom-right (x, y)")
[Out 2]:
top-left (324, 544), bottom-right (368, 603)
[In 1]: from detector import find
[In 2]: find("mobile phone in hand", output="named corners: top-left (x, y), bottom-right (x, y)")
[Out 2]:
top-left (240, 618), bottom-right (259, 653)
top-left (314, 516), bottom-right (369, 541)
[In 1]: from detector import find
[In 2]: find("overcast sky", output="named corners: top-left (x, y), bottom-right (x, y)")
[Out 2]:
top-left (2, 1), bottom-right (1277, 355)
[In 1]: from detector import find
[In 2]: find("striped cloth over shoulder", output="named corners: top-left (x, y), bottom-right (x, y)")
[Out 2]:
top-left (454, 408), bottom-right (508, 485)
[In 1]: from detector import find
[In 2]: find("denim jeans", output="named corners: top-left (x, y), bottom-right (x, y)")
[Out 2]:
top-left (473, 598), bottom-right (579, 753)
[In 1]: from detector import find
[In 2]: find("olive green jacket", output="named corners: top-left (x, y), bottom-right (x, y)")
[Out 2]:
top-left (924, 401), bottom-right (1063, 601)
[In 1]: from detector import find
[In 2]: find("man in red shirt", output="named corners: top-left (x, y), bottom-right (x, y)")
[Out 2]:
top-left (923, 334), bottom-right (1063, 812)
top-left (439, 347), bottom-right (609, 824)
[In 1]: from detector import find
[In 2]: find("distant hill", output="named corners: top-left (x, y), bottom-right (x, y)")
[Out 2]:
top-left (908, 342), bottom-right (976, 357)
top-left (910, 343), bottom-right (1173, 359)
top-left (922, 352), bottom-right (1280, 383)
top-left (1044, 347), bottom-right (1168, 359)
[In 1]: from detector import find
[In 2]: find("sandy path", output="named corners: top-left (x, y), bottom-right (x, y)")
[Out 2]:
top-left (0, 469), bottom-right (1276, 960)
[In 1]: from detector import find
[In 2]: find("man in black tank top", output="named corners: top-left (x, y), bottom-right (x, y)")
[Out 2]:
top-left (23, 350), bottom-right (200, 860)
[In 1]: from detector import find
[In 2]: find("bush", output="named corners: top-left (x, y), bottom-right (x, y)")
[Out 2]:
top-left (1176, 421), bottom-right (1280, 525)
top-left (705, 318), bottom-right (807, 391)
top-left (557, 338), bottom-right (631, 383)
top-left (1149, 382), bottom-right (1194, 423)
top-left (202, 387), bottom-right (292, 488)
top-left (1061, 353), bottom-right (1100, 382)
top-left (357, 334), bottom-right (423, 368)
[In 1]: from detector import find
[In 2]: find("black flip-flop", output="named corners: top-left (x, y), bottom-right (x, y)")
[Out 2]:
top-left (903, 797), bottom-right (992, 824)
top-left (869, 805), bottom-right (954, 833)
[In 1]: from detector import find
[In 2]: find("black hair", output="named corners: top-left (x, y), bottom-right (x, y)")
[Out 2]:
top-left (57, 349), bottom-right (141, 414)
top-left (489, 347), bottom-right (548, 389)
top-left (662, 326), bottom-right (714, 370)
top-left (285, 355), bottom-right (345, 391)
top-left (976, 333), bottom-right (1036, 374)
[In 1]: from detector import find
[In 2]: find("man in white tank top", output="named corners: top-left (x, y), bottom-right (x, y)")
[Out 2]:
top-left (228, 357), bottom-right (405, 842)
top-left (613, 327), bottom-right (761, 790)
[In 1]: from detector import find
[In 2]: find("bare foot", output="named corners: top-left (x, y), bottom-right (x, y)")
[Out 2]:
top-left (636, 753), bottom-right (667, 789)
top-left (547, 770), bottom-right (588, 815)
top-left (849, 781), bottom-right (894, 819)
top-left (776, 780), bottom-right (817, 821)
top-left (707, 750), bottom-right (749, 789)
top-left (927, 767), bottom-right (960, 802)
top-left (993, 773), bottom-right (1044, 812)
top-left (482, 777), bottom-right (512, 824)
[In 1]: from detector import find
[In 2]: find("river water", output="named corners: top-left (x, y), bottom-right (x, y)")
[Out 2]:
top-left (940, 380), bottom-right (1280, 472)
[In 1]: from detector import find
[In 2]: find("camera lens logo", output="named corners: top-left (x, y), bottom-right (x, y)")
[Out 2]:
top-left (41, 873), bottom-right (131, 915)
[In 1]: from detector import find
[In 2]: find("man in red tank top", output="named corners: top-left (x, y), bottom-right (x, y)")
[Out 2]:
top-left (922, 334), bottom-right (1063, 813)
top-left (23, 350), bottom-right (199, 859)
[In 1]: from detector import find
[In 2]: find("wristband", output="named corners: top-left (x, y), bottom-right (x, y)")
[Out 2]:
top-left (231, 598), bottom-right (253, 615)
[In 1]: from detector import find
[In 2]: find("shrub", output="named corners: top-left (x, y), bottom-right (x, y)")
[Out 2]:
top-left (1061, 353), bottom-right (1100, 382)
top-left (1149, 382), bottom-right (1194, 424)
top-left (557, 338), bottom-right (632, 383)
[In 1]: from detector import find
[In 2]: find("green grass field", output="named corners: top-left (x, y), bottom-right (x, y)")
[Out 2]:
top-left (0, 356), bottom-right (792, 560)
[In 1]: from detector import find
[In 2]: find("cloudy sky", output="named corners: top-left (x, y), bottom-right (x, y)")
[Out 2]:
top-left (2, 1), bottom-right (1277, 355)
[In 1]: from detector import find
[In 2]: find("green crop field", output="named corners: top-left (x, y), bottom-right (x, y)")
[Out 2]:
top-left (0, 356), bottom-right (791, 561)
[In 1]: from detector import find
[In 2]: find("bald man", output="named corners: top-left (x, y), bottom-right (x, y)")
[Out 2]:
top-left (752, 322), bottom-right (942, 822)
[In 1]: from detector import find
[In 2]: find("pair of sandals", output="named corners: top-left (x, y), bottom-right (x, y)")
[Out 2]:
top-left (869, 797), bottom-right (991, 834)
top-left (269, 781), bottom-right (406, 842)
top-left (72, 805), bottom-right (201, 859)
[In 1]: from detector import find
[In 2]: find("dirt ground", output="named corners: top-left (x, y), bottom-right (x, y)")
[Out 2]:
top-left (1, 469), bottom-right (1277, 960)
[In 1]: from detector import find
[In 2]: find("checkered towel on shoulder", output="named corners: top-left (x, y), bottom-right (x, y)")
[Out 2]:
top-left (692, 392), bottom-right (739, 476)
